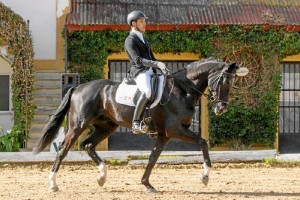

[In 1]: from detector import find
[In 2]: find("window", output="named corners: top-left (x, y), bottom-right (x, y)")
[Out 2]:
top-left (279, 63), bottom-right (300, 134)
top-left (0, 75), bottom-right (10, 111)
top-left (279, 62), bottom-right (300, 153)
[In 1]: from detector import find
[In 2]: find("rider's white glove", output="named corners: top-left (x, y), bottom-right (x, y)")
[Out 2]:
top-left (156, 61), bottom-right (170, 74)
top-left (156, 61), bottom-right (166, 71)
top-left (162, 68), bottom-right (170, 75)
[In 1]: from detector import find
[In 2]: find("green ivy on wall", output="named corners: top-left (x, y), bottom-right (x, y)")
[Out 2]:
top-left (67, 25), bottom-right (300, 149)
top-left (67, 31), bottom-right (127, 82)
top-left (0, 3), bottom-right (35, 151)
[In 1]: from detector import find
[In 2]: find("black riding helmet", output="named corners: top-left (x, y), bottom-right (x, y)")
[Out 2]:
top-left (127, 11), bottom-right (148, 26)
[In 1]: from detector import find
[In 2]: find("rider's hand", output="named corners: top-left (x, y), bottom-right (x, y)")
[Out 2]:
top-left (162, 68), bottom-right (170, 75)
top-left (156, 61), bottom-right (167, 71)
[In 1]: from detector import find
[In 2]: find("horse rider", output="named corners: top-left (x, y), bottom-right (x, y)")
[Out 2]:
top-left (124, 10), bottom-right (168, 134)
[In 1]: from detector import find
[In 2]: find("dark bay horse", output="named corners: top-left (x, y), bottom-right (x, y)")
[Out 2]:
top-left (33, 57), bottom-right (239, 193)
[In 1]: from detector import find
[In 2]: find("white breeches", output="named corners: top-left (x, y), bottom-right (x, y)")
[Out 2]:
top-left (135, 68), bottom-right (154, 99)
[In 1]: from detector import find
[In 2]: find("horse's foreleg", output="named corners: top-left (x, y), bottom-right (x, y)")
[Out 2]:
top-left (199, 138), bottom-right (211, 186)
top-left (80, 123), bottom-right (118, 187)
top-left (141, 134), bottom-right (169, 193)
top-left (172, 126), bottom-right (212, 186)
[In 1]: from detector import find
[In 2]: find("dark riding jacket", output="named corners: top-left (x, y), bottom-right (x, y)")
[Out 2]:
top-left (124, 31), bottom-right (158, 78)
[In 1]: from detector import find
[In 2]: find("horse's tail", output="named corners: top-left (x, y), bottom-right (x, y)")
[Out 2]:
top-left (33, 86), bottom-right (76, 155)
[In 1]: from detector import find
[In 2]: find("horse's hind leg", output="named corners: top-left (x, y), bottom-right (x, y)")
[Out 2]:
top-left (49, 126), bottom-right (85, 192)
top-left (80, 121), bottom-right (118, 187)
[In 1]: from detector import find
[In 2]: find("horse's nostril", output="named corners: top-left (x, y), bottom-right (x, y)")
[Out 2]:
top-left (215, 105), bottom-right (227, 115)
top-left (221, 106), bottom-right (227, 113)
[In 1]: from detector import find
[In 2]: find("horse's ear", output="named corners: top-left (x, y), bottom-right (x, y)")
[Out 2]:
top-left (228, 62), bottom-right (238, 73)
top-left (223, 54), bottom-right (229, 62)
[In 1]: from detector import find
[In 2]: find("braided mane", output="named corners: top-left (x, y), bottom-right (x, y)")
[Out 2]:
top-left (172, 57), bottom-right (223, 76)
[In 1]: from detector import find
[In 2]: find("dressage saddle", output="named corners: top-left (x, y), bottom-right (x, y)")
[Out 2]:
top-left (123, 74), bottom-right (160, 135)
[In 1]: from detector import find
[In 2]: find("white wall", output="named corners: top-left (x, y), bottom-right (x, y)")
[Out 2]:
top-left (0, 0), bottom-right (56, 60)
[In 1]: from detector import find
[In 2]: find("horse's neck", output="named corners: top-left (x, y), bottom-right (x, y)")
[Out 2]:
top-left (172, 60), bottom-right (223, 104)
top-left (188, 73), bottom-right (208, 89)
top-left (172, 70), bottom-right (208, 105)
top-left (185, 66), bottom-right (210, 92)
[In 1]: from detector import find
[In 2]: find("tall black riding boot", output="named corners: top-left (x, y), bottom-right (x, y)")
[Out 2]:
top-left (132, 93), bottom-right (149, 134)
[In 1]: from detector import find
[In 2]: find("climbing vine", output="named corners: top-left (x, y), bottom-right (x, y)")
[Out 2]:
top-left (0, 3), bottom-right (35, 151)
top-left (67, 31), bottom-right (127, 82)
top-left (67, 25), bottom-right (300, 149)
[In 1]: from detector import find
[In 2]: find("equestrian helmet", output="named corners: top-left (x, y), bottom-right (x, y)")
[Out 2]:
top-left (127, 11), bottom-right (148, 26)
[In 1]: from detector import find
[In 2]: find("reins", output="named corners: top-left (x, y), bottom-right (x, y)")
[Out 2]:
top-left (162, 72), bottom-right (232, 105)
top-left (159, 74), bottom-right (216, 106)
top-left (159, 68), bottom-right (234, 105)
top-left (172, 75), bottom-right (216, 101)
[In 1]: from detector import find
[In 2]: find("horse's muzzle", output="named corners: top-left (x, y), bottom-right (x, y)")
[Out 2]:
top-left (213, 103), bottom-right (228, 115)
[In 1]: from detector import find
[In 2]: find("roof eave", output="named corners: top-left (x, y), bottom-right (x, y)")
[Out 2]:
top-left (66, 24), bottom-right (300, 32)
top-left (66, 24), bottom-right (209, 32)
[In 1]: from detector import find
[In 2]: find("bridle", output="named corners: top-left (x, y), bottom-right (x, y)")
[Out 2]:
top-left (171, 69), bottom-right (234, 104)
top-left (207, 70), bottom-right (229, 104)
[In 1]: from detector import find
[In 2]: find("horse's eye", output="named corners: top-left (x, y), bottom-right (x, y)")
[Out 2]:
top-left (223, 78), bottom-right (230, 85)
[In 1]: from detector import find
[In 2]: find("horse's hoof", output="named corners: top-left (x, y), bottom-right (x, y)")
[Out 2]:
top-left (49, 186), bottom-right (59, 192)
top-left (147, 187), bottom-right (158, 193)
top-left (201, 175), bottom-right (209, 186)
top-left (97, 175), bottom-right (106, 187)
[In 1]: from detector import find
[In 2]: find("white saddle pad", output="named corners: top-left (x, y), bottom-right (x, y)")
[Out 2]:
top-left (115, 75), bottom-right (165, 108)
